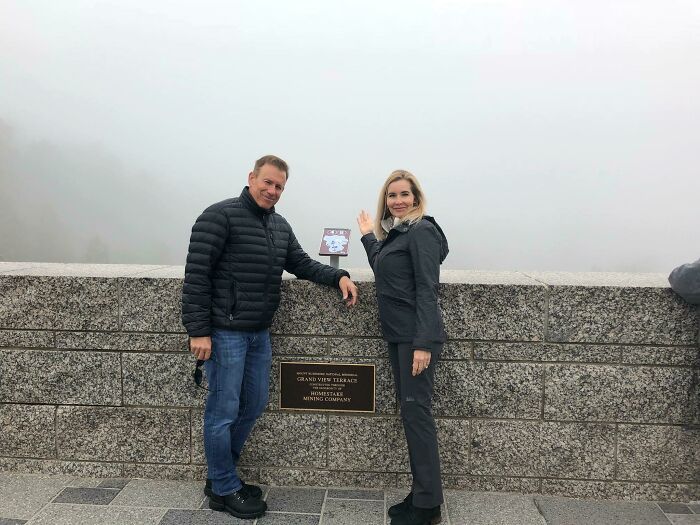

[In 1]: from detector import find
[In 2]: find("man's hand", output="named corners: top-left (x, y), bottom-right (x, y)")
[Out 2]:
top-left (412, 349), bottom-right (431, 376)
top-left (356, 210), bottom-right (374, 236)
top-left (339, 276), bottom-right (358, 307)
top-left (190, 336), bottom-right (212, 360)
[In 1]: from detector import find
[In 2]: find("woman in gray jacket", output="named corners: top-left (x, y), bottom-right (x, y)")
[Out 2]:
top-left (357, 170), bottom-right (448, 525)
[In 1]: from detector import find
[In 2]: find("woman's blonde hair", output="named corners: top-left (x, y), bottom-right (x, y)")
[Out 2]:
top-left (374, 170), bottom-right (427, 240)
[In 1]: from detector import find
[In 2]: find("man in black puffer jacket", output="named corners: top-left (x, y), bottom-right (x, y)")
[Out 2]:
top-left (182, 155), bottom-right (358, 520)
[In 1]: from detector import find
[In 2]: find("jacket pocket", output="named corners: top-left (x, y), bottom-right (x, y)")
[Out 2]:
top-left (226, 281), bottom-right (238, 320)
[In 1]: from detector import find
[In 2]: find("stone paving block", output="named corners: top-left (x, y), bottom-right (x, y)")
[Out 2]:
top-left (617, 424), bottom-right (700, 482)
top-left (259, 468), bottom-right (396, 488)
top-left (0, 518), bottom-right (28, 525)
top-left (65, 477), bottom-right (103, 488)
top-left (439, 283), bottom-right (546, 341)
top-left (120, 277), bottom-right (184, 332)
top-left (446, 491), bottom-right (545, 525)
top-left (0, 276), bottom-right (59, 329)
top-left (270, 336), bottom-right (327, 356)
top-left (474, 342), bottom-right (621, 363)
top-left (122, 352), bottom-right (205, 407)
top-left (55, 277), bottom-right (119, 330)
top-left (436, 418), bottom-right (470, 474)
top-left (56, 332), bottom-right (188, 352)
top-left (659, 503), bottom-right (694, 514)
top-left (665, 515), bottom-right (700, 524)
top-left (328, 416), bottom-right (409, 471)
top-left (239, 412), bottom-right (327, 468)
top-left (547, 286), bottom-right (698, 345)
top-left (28, 504), bottom-right (165, 525)
top-left (321, 498), bottom-right (384, 525)
top-left (0, 473), bottom-right (74, 520)
top-left (0, 349), bottom-right (121, 405)
top-left (159, 509), bottom-right (255, 524)
top-left (0, 262), bottom-right (38, 273)
top-left (57, 407), bottom-right (189, 463)
top-left (433, 361), bottom-right (542, 418)
top-left (52, 487), bottom-right (119, 504)
top-left (544, 364), bottom-right (696, 423)
top-left (256, 514), bottom-right (318, 525)
top-left (110, 479), bottom-right (204, 508)
top-left (326, 488), bottom-right (384, 500)
top-left (272, 281), bottom-right (381, 337)
top-left (0, 330), bottom-right (54, 348)
top-left (0, 404), bottom-right (55, 458)
top-left (534, 496), bottom-right (670, 525)
top-left (540, 479), bottom-right (699, 501)
top-left (0, 458), bottom-right (122, 478)
top-left (265, 486), bottom-right (326, 513)
top-left (97, 478), bottom-right (131, 489)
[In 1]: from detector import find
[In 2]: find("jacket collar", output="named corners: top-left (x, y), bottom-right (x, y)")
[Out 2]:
top-left (240, 186), bottom-right (275, 216)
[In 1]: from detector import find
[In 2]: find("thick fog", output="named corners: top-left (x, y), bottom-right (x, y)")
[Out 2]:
top-left (1, 1), bottom-right (699, 271)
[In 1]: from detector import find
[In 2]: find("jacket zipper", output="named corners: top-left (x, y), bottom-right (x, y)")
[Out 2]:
top-left (262, 214), bottom-right (274, 317)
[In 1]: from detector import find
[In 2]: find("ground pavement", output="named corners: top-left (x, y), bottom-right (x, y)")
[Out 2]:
top-left (0, 473), bottom-right (698, 524)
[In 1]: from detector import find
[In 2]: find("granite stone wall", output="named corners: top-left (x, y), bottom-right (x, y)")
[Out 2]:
top-left (1, 262), bottom-right (698, 501)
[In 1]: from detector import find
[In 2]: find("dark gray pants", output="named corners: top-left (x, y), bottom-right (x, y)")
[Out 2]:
top-left (389, 342), bottom-right (444, 508)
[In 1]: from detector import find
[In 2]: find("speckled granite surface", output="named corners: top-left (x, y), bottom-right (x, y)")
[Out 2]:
top-left (0, 264), bottom-right (698, 501)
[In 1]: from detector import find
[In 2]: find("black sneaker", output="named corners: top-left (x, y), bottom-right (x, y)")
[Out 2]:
top-left (390, 504), bottom-right (442, 525)
top-left (388, 492), bottom-right (413, 517)
top-left (204, 478), bottom-right (263, 499)
top-left (209, 488), bottom-right (267, 519)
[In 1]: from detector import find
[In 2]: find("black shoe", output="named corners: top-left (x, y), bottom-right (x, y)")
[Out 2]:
top-left (390, 504), bottom-right (442, 525)
top-left (204, 478), bottom-right (263, 499)
top-left (388, 492), bottom-right (413, 517)
top-left (209, 488), bottom-right (267, 519)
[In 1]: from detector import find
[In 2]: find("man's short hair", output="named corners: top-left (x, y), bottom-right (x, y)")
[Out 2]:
top-left (253, 155), bottom-right (289, 179)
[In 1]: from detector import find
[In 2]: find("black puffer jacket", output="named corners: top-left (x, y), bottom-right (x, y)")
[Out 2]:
top-left (182, 187), bottom-right (349, 336)
top-left (361, 216), bottom-right (449, 352)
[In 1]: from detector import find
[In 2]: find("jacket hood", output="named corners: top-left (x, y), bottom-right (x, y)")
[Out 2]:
top-left (422, 216), bottom-right (449, 263)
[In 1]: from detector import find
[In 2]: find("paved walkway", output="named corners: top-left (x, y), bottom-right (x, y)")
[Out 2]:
top-left (0, 473), bottom-right (698, 524)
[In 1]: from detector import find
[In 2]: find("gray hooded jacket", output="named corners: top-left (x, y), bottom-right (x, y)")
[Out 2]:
top-left (361, 216), bottom-right (449, 352)
top-left (669, 258), bottom-right (700, 305)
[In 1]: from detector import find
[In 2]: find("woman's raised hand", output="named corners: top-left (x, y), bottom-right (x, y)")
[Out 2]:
top-left (356, 210), bottom-right (374, 236)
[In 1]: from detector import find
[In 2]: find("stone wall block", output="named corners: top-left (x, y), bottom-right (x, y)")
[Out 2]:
top-left (56, 332), bottom-right (188, 352)
top-left (240, 412), bottom-right (327, 467)
top-left (470, 420), bottom-right (541, 477)
top-left (0, 330), bottom-right (54, 349)
top-left (433, 361), bottom-right (542, 419)
top-left (272, 281), bottom-right (381, 336)
top-left (436, 418), bottom-right (470, 474)
top-left (540, 422), bottom-right (615, 479)
top-left (617, 424), bottom-right (700, 482)
top-left (474, 342), bottom-right (621, 363)
top-left (545, 364), bottom-right (696, 423)
top-left (191, 409), bottom-right (204, 464)
top-left (271, 336), bottom-right (328, 356)
top-left (547, 286), bottom-right (698, 344)
top-left (122, 353), bottom-right (205, 407)
top-left (55, 277), bottom-right (119, 331)
top-left (328, 337), bottom-right (387, 358)
top-left (328, 416), bottom-right (409, 471)
top-left (57, 406), bottom-right (190, 463)
top-left (120, 278), bottom-right (184, 332)
top-left (0, 276), bottom-right (59, 329)
top-left (0, 404), bottom-right (56, 458)
top-left (0, 349), bottom-right (121, 405)
top-left (439, 283), bottom-right (546, 341)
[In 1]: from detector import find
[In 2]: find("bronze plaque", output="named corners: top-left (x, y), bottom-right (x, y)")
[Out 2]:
top-left (279, 361), bottom-right (375, 413)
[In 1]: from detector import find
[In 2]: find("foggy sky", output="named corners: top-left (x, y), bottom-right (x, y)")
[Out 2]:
top-left (1, 1), bottom-right (699, 271)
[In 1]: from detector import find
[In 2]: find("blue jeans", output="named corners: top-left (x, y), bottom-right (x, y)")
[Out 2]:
top-left (204, 328), bottom-right (272, 496)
